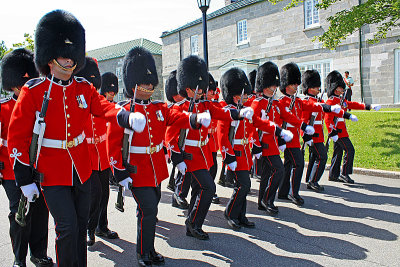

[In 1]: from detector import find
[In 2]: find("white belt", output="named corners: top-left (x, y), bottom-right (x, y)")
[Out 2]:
top-left (313, 120), bottom-right (323, 125)
top-left (42, 132), bottom-right (86, 149)
top-left (0, 138), bottom-right (7, 147)
top-left (86, 133), bottom-right (107, 144)
top-left (337, 118), bottom-right (344, 122)
top-left (130, 142), bottom-right (163, 154)
top-left (185, 136), bottom-right (209, 147)
top-left (233, 138), bottom-right (249, 145)
top-left (286, 123), bottom-right (295, 128)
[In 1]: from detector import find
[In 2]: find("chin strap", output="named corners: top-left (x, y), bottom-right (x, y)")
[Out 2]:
top-left (137, 85), bottom-right (154, 93)
top-left (52, 59), bottom-right (77, 72)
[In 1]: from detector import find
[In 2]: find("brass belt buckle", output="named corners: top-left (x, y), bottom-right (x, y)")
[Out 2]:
top-left (67, 140), bottom-right (75, 148)
top-left (94, 137), bottom-right (100, 144)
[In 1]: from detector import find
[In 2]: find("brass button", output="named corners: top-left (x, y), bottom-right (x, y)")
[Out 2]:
top-left (149, 127), bottom-right (152, 130)
top-left (150, 135), bottom-right (153, 138)
top-left (64, 96), bottom-right (67, 100)
top-left (67, 114), bottom-right (70, 118)
top-left (148, 119), bottom-right (151, 122)
top-left (151, 142), bottom-right (154, 145)
top-left (63, 87), bottom-right (66, 91)
top-left (65, 105), bottom-right (68, 109)
top-left (67, 133), bottom-right (71, 137)
top-left (93, 128), bottom-right (96, 130)
top-left (67, 124), bottom-right (70, 127)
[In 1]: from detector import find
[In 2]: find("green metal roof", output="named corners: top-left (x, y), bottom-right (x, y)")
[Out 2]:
top-left (87, 38), bottom-right (162, 61)
top-left (161, 0), bottom-right (264, 38)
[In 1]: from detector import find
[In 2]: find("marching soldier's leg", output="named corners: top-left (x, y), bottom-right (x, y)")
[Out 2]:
top-left (329, 140), bottom-right (343, 181)
top-left (172, 172), bottom-right (190, 209)
top-left (278, 150), bottom-right (292, 199)
top-left (209, 152), bottom-right (220, 204)
top-left (286, 148), bottom-right (305, 206)
top-left (256, 157), bottom-right (264, 178)
top-left (258, 159), bottom-right (271, 208)
top-left (305, 147), bottom-right (316, 183)
top-left (338, 137), bottom-right (355, 183)
top-left (307, 143), bottom-right (327, 191)
top-left (88, 171), bottom-right (101, 246)
top-left (261, 155), bottom-right (284, 215)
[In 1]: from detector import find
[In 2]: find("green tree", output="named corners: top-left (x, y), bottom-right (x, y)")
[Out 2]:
top-left (269, 0), bottom-right (400, 49)
top-left (12, 33), bottom-right (34, 51)
top-left (0, 40), bottom-right (8, 59)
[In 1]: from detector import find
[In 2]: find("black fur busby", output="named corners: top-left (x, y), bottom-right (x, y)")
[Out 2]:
top-left (248, 69), bottom-right (257, 92)
top-left (208, 73), bottom-right (217, 91)
top-left (100, 72), bottom-right (119, 96)
top-left (123, 46), bottom-right (158, 98)
top-left (221, 67), bottom-right (252, 105)
top-left (177, 55), bottom-right (208, 98)
top-left (255, 61), bottom-right (280, 93)
top-left (35, 10), bottom-right (86, 75)
top-left (301, 70), bottom-right (321, 95)
top-left (279, 62), bottom-right (301, 94)
top-left (326, 70), bottom-right (346, 97)
top-left (1, 48), bottom-right (38, 91)
top-left (75, 57), bottom-right (101, 89)
top-left (165, 70), bottom-right (178, 103)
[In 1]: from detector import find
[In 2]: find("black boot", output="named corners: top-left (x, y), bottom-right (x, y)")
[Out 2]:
top-left (149, 250), bottom-right (165, 265)
top-left (87, 230), bottom-right (95, 246)
top-left (30, 256), bottom-right (53, 267)
top-left (172, 193), bottom-right (189, 209)
top-left (137, 253), bottom-right (152, 267)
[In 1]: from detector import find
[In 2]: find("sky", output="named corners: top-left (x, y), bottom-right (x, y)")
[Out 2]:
top-left (1, 0), bottom-right (226, 51)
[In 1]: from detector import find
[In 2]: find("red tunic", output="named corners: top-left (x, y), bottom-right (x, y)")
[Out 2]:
top-left (207, 101), bottom-right (220, 154)
top-left (165, 99), bottom-right (235, 172)
top-left (84, 115), bottom-right (110, 171)
top-left (0, 95), bottom-right (17, 180)
top-left (8, 76), bottom-right (123, 186)
top-left (324, 96), bottom-right (367, 138)
top-left (107, 100), bottom-right (193, 187)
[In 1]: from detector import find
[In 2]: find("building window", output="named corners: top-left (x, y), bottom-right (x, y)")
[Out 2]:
top-left (190, 35), bottom-right (199, 55)
top-left (298, 59), bottom-right (332, 95)
top-left (395, 49), bottom-right (400, 103)
top-left (237, 19), bottom-right (248, 44)
top-left (304, 0), bottom-right (319, 28)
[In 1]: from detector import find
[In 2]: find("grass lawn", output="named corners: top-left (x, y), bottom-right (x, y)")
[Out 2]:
top-left (304, 108), bottom-right (400, 172)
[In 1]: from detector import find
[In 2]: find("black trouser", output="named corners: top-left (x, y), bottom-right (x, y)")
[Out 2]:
top-left (209, 152), bottom-right (218, 180)
top-left (259, 155), bottom-right (284, 206)
top-left (225, 170), bottom-right (250, 221)
top-left (3, 180), bottom-right (49, 263)
top-left (279, 147), bottom-right (304, 198)
top-left (174, 171), bottom-right (191, 199)
top-left (130, 186), bottom-right (161, 255)
top-left (330, 137), bottom-right (355, 178)
top-left (187, 169), bottom-right (216, 228)
top-left (88, 168), bottom-right (111, 232)
top-left (255, 157), bottom-right (264, 177)
top-left (42, 172), bottom-right (90, 267)
top-left (305, 142), bottom-right (328, 183)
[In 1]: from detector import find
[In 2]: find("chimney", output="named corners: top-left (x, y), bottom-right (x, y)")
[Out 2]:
top-left (225, 0), bottom-right (238, 6)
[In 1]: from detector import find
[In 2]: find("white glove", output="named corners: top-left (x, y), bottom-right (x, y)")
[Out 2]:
top-left (331, 135), bottom-right (338, 142)
top-left (331, 104), bottom-right (342, 114)
top-left (305, 125), bottom-right (315, 135)
top-left (119, 177), bottom-right (133, 190)
top-left (196, 112), bottom-right (211, 128)
top-left (371, 104), bottom-right (381, 111)
top-left (278, 144), bottom-right (286, 152)
top-left (227, 161), bottom-right (237, 171)
top-left (165, 154), bottom-right (169, 163)
top-left (129, 112), bottom-right (146, 133)
top-left (239, 107), bottom-right (254, 120)
top-left (177, 162), bottom-right (187, 175)
top-left (254, 153), bottom-right (262, 160)
top-left (20, 183), bottom-right (39, 202)
top-left (280, 129), bottom-right (293, 142)
top-left (350, 114), bottom-right (358, 122)
top-left (306, 140), bottom-right (313, 146)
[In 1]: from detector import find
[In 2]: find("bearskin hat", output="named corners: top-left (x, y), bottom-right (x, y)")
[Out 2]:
top-left (255, 61), bottom-right (280, 93)
top-left (301, 69), bottom-right (321, 95)
top-left (221, 67), bottom-right (252, 105)
top-left (35, 10), bottom-right (86, 75)
top-left (165, 70), bottom-right (178, 103)
top-left (177, 55), bottom-right (208, 98)
top-left (248, 69), bottom-right (257, 92)
top-left (279, 62), bottom-right (301, 94)
top-left (123, 46), bottom-right (158, 98)
top-left (208, 73), bottom-right (217, 91)
top-left (326, 70), bottom-right (346, 97)
top-left (100, 72), bottom-right (118, 96)
top-left (75, 57), bottom-right (101, 89)
top-left (1, 48), bottom-right (38, 92)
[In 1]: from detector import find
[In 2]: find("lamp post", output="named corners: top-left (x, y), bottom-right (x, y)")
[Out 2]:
top-left (197, 0), bottom-right (211, 69)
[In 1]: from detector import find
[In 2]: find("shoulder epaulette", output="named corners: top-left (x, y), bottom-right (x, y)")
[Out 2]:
top-left (201, 99), bottom-right (210, 103)
top-left (117, 100), bottom-right (130, 107)
top-left (74, 76), bottom-right (91, 84)
top-left (151, 100), bottom-right (164, 104)
top-left (255, 96), bottom-right (263, 101)
top-left (0, 97), bottom-right (12, 104)
top-left (167, 103), bottom-right (174, 108)
top-left (26, 77), bottom-right (45, 89)
top-left (175, 99), bottom-right (186, 106)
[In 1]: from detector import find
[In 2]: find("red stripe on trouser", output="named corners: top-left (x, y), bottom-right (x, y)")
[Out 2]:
top-left (312, 146), bottom-right (321, 182)
top-left (227, 172), bottom-right (240, 217)
top-left (265, 157), bottom-right (276, 200)
top-left (339, 138), bottom-right (349, 174)
top-left (288, 149), bottom-right (297, 195)
top-left (190, 172), bottom-right (203, 223)
top-left (42, 190), bottom-right (61, 267)
top-left (131, 190), bottom-right (144, 255)
top-left (178, 173), bottom-right (186, 195)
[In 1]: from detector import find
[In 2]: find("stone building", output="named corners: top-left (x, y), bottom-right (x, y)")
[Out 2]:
top-left (87, 38), bottom-right (163, 101)
top-left (161, 0), bottom-right (400, 104)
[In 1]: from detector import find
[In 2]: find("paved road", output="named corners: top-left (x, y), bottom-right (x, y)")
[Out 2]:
top-left (0, 157), bottom-right (399, 266)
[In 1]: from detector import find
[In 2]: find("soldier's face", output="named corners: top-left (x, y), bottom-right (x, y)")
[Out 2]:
top-left (48, 57), bottom-right (75, 80)
top-left (172, 94), bottom-right (184, 102)
top-left (286, 84), bottom-right (298, 95)
top-left (308, 87), bottom-right (320, 96)
top-left (335, 86), bottom-right (344, 96)
top-left (206, 90), bottom-right (216, 100)
top-left (233, 94), bottom-right (248, 104)
top-left (105, 91), bottom-right (115, 101)
top-left (263, 86), bottom-right (276, 97)
top-left (135, 84), bottom-right (154, 100)
top-left (186, 88), bottom-right (203, 99)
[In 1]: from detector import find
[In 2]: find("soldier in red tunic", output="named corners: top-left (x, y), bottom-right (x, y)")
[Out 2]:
top-left (1, 48), bottom-right (53, 267)
top-left (165, 56), bottom-right (254, 240)
top-left (324, 70), bottom-right (381, 184)
top-left (107, 47), bottom-right (209, 266)
top-left (100, 72), bottom-right (119, 102)
top-left (7, 10), bottom-right (139, 267)
top-left (77, 58), bottom-right (119, 246)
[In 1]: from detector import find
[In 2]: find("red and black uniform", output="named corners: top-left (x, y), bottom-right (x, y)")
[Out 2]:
top-left (165, 99), bottom-right (239, 231)
top-left (324, 96), bottom-right (370, 179)
top-left (208, 100), bottom-right (220, 180)
top-left (84, 115), bottom-right (113, 235)
top-left (277, 95), bottom-right (324, 199)
top-left (8, 76), bottom-right (131, 267)
top-left (1, 94), bottom-right (50, 265)
top-left (218, 103), bottom-right (276, 221)
top-left (107, 98), bottom-right (196, 255)
top-left (251, 95), bottom-right (299, 208)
